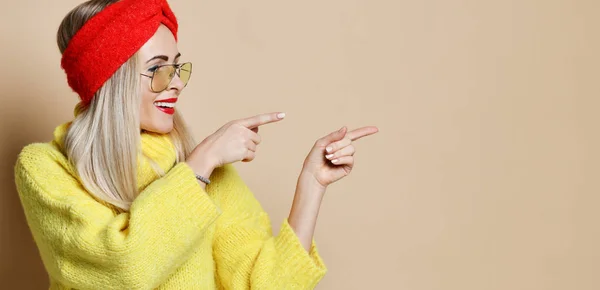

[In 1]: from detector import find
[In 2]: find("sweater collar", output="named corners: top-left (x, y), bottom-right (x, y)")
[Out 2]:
top-left (52, 121), bottom-right (179, 192)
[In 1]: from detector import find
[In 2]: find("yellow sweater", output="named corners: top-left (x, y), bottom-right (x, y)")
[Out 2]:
top-left (14, 122), bottom-right (327, 289)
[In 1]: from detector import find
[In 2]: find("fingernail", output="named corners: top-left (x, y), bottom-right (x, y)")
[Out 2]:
top-left (277, 113), bottom-right (286, 119)
top-left (338, 126), bottom-right (345, 132)
top-left (326, 146), bottom-right (333, 153)
top-left (326, 154), bottom-right (334, 159)
top-left (331, 159), bottom-right (339, 164)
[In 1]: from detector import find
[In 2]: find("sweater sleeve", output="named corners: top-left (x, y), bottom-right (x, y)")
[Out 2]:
top-left (207, 164), bottom-right (327, 290)
top-left (13, 143), bottom-right (222, 290)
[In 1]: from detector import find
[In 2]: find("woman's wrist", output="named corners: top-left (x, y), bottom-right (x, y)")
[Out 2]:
top-left (185, 159), bottom-right (214, 189)
top-left (287, 172), bottom-right (326, 252)
top-left (185, 146), bottom-right (217, 187)
top-left (187, 157), bottom-right (215, 176)
top-left (297, 170), bottom-right (327, 197)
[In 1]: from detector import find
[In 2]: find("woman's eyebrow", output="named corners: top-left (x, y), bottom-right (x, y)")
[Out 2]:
top-left (146, 52), bottom-right (182, 64)
top-left (146, 55), bottom-right (168, 64)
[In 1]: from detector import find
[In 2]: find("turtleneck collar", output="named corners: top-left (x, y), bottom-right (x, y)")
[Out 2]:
top-left (51, 121), bottom-right (179, 192)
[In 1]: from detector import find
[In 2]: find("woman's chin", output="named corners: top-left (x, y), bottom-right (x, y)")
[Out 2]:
top-left (141, 121), bottom-right (174, 134)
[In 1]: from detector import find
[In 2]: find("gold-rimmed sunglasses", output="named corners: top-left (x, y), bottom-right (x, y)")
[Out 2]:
top-left (140, 62), bottom-right (192, 93)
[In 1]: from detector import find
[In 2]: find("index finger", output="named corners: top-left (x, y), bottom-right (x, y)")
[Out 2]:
top-left (346, 126), bottom-right (379, 142)
top-left (237, 112), bottom-right (286, 129)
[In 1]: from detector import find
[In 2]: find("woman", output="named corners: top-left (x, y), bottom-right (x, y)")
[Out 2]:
top-left (14, 0), bottom-right (379, 289)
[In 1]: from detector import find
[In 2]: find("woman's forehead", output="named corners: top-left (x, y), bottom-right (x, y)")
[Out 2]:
top-left (139, 25), bottom-right (179, 61)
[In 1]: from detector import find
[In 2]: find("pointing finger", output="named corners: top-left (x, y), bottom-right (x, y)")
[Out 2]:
top-left (237, 112), bottom-right (286, 129)
top-left (346, 126), bottom-right (379, 142)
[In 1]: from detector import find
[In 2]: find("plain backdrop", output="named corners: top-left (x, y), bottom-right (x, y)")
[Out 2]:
top-left (1, 0), bottom-right (599, 289)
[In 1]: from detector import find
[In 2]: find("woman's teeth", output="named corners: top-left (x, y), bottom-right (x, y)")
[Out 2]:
top-left (154, 102), bottom-right (175, 108)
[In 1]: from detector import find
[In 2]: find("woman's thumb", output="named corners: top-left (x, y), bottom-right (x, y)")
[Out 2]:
top-left (325, 126), bottom-right (347, 142)
top-left (309, 126), bottom-right (347, 158)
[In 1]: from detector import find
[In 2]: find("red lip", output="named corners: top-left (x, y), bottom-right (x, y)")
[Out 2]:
top-left (156, 106), bottom-right (175, 115)
top-left (154, 98), bottom-right (177, 115)
top-left (154, 98), bottom-right (178, 103)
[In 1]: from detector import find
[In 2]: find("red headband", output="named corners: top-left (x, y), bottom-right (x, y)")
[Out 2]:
top-left (60, 0), bottom-right (178, 106)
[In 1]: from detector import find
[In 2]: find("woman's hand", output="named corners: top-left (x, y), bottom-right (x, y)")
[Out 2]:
top-left (186, 112), bottom-right (285, 172)
top-left (301, 125), bottom-right (379, 190)
top-left (290, 124), bottom-right (378, 252)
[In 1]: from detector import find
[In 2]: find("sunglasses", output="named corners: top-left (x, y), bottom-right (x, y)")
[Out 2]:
top-left (140, 62), bottom-right (192, 93)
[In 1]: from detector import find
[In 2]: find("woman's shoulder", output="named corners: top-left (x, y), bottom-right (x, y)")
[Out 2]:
top-left (14, 140), bottom-right (103, 210)
top-left (14, 140), bottom-right (119, 220)
top-left (16, 120), bottom-right (73, 175)
top-left (14, 141), bottom-right (77, 193)
top-left (15, 141), bottom-right (69, 173)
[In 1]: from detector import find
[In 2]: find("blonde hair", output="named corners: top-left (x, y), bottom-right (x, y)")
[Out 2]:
top-left (57, 0), bottom-right (196, 212)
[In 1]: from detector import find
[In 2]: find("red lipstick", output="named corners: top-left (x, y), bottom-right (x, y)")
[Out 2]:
top-left (154, 98), bottom-right (177, 115)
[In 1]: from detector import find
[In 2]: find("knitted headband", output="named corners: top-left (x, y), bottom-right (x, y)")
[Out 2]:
top-left (60, 0), bottom-right (179, 106)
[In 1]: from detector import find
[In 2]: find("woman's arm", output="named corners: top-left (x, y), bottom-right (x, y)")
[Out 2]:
top-left (209, 124), bottom-right (377, 289)
top-left (209, 164), bottom-right (327, 290)
top-left (290, 125), bottom-right (379, 251)
top-left (287, 173), bottom-right (326, 252)
top-left (14, 143), bottom-right (222, 289)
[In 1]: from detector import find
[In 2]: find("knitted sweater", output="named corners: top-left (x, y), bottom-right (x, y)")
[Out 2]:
top-left (14, 121), bottom-right (327, 289)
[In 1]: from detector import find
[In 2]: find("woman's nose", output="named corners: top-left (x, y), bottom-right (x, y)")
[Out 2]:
top-left (168, 72), bottom-right (185, 91)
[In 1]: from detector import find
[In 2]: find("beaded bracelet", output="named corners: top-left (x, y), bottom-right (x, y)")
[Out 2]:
top-left (195, 174), bottom-right (211, 185)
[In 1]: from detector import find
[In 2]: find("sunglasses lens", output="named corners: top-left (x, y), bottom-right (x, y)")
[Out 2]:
top-left (151, 65), bottom-right (175, 92)
top-left (179, 62), bottom-right (192, 86)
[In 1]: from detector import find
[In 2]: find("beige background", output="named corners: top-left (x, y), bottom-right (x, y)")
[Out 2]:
top-left (1, 0), bottom-right (598, 289)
